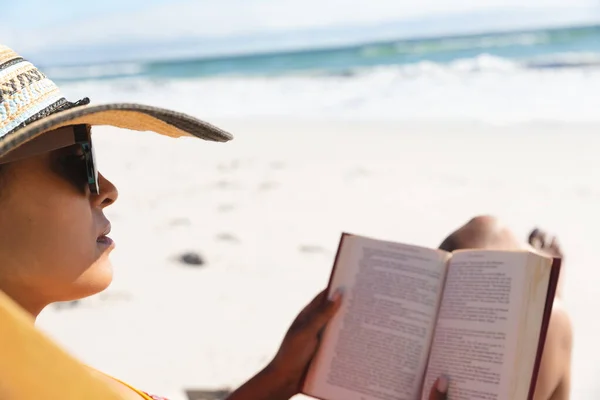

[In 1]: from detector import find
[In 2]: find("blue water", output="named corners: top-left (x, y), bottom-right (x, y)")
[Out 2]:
top-left (44, 24), bottom-right (600, 83)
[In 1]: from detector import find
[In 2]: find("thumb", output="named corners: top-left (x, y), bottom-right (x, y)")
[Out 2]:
top-left (428, 376), bottom-right (449, 400)
top-left (306, 289), bottom-right (344, 333)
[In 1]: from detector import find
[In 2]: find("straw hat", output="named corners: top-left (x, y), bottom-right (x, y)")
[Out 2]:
top-left (0, 44), bottom-right (233, 158)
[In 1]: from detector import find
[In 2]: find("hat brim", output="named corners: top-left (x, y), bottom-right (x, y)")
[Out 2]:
top-left (0, 102), bottom-right (233, 158)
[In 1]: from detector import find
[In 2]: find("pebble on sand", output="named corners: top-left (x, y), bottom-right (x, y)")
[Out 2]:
top-left (178, 252), bottom-right (205, 266)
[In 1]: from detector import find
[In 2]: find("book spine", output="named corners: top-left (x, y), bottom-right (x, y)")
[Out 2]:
top-left (527, 257), bottom-right (562, 400)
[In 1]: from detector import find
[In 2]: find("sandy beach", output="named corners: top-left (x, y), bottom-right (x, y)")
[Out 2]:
top-left (32, 117), bottom-right (600, 399)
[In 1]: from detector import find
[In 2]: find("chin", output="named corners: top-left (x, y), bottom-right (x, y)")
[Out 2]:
top-left (67, 257), bottom-right (115, 300)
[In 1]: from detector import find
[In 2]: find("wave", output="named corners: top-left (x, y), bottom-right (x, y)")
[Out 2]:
top-left (439, 52), bottom-right (600, 71)
top-left (359, 32), bottom-right (551, 58)
top-left (48, 51), bottom-right (600, 85)
top-left (314, 52), bottom-right (600, 80)
top-left (371, 24), bottom-right (600, 57)
top-left (524, 52), bottom-right (600, 69)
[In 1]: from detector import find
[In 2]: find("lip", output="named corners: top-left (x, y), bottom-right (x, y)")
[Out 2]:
top-left (96, 235), bottom-right (114, 247)
top-left (97, 223), bottom-right (114, 247)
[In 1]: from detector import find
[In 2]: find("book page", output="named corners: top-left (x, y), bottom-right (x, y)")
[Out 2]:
top-left (420, 251), bottom-right (552, 400)
top-left (303, 233), bottom-right (449, 400)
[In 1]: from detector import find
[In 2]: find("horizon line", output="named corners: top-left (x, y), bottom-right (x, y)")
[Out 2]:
top-left (33, 20), bottom-right (600, 68)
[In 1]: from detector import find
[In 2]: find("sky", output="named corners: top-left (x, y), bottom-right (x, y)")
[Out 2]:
top-left (2, 0), bottom-right (600, 61)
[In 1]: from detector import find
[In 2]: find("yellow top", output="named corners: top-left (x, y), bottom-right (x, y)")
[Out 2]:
top-left (0, 289), bottom-right (163, 399)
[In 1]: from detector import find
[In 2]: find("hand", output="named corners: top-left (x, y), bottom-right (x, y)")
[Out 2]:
top-left (428, 375), bottom-right (449, 400)
top-left (265, 288), bottom-right (344, 398)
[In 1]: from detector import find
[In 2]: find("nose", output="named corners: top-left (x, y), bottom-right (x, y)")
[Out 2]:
top-left (92, 172), bottom-right (119, 208)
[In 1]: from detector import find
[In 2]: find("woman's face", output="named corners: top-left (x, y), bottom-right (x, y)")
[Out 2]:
top-left (0, 140), bottom-right (118, 314)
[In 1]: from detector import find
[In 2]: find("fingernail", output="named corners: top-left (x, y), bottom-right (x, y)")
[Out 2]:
top-left (330, 288), bottom-right (344, 301)
top-left (436, 375), bottom-right (449, 393)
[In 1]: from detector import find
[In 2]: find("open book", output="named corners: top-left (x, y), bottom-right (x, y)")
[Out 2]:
top-left (302, 233), bottom-right (561, 400)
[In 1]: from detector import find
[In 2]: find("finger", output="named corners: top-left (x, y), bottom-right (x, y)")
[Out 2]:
top-left (428, 376), bottom-right (449, 400)
top-left (304, 288), bottom-right (344, 333)
top-left (295, 289), bottom-right (327, 319)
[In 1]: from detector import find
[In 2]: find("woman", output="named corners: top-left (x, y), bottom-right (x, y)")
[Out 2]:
top-left (0, 44), bottom-right (448, 399)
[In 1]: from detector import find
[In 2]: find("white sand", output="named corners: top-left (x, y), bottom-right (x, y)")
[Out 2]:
top-left (36, 118), bottom-right (600, 399)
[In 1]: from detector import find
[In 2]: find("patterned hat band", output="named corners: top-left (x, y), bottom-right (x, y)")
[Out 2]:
top-left (0, 47), bottom-right (91, 138)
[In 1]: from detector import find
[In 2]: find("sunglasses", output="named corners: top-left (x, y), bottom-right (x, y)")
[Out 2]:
top-left (0, 125), bottom-right (99, 194)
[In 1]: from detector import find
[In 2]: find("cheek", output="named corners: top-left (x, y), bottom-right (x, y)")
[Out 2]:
top-left (0, 197), bottom-right (98, 285)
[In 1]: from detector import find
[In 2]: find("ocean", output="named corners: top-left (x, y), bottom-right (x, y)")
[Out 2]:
top-left (45, 24), bottom-right (600, 123)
